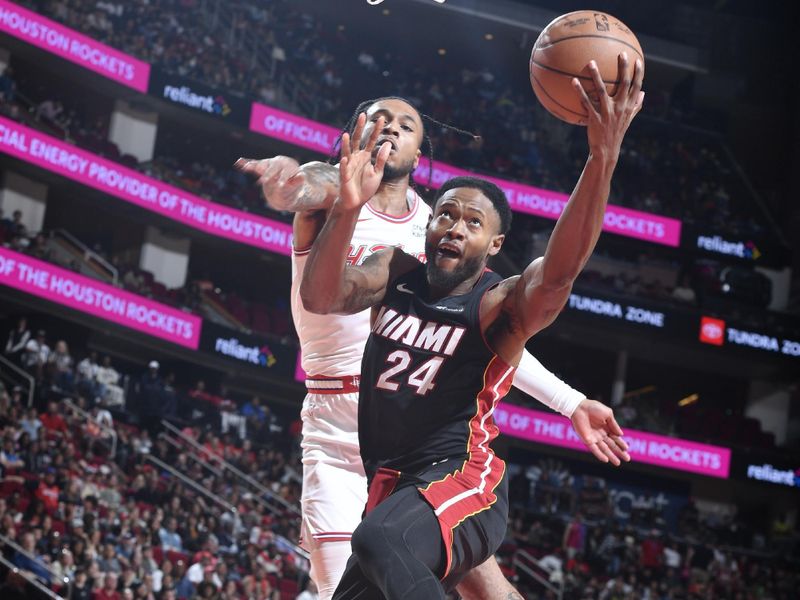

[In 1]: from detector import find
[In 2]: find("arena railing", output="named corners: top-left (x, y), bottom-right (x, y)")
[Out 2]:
top-left (0, 534), bottom-right (71, 599)
top-left (512, 548), bottom-right (564, 600)
top-left (161, 419), bottom-right (302, 517)
top-left (61, 399), bottom-right (118, 459)
top-left (0, 554), bottom-right (65, 600)
top-left (52, 229), bottom-right (119, 285)
top-left (158, 431), bottom-right (225, 478)
top-left (0, 355), bottom-right (35, 407)
top-left (143, 454), bottom-right (238, 514)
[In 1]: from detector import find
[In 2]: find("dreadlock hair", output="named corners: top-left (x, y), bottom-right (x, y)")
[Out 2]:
top-left (330, 95), bottom-right (478, 190)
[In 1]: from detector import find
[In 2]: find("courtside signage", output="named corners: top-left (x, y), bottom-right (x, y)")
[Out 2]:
top-left (0, 1), bottom-right (150, 92)
top-left (567, 292), bottom-right (666, 328)
top-left (0, 248), bottom-right (201, 348)
top-left (698, 314), bottom-right (800, 357)
top-left (248, 102), bottom-right (681, 247)
top-left (0, 117), bottom-right (293, 255)
top-left (494, 403), bottom-right (731, 478)
top-left (416, 158), bottom-right (682, 247)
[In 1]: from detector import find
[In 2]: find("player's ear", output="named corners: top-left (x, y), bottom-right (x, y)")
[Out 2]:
top-left (487, 234), bottom-right (505, 256)
top-left (413, 148), bottom-right (421, 170)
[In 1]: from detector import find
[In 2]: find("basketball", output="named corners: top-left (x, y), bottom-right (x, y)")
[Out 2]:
top-left (529, 11), bottom-right (644, 125)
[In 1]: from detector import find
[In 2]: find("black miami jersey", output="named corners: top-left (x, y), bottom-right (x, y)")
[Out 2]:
top-left (359, 263), bottom-right (516, 481)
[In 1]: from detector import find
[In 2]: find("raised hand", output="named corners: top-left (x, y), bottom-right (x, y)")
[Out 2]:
top-left (570, 399), bottom-right (631, 466)
top-left (573, 52), bottom-right (644, 162)
top-left (337, 112), bottom-right (391, 211)
top-left (234, 155), bottom-right (308, 212)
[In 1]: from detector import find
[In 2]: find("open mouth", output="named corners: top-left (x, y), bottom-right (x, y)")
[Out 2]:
top-left (375, 137), bottom-right (397, 152)
top-left (436, 243), bottom-right (461, 259)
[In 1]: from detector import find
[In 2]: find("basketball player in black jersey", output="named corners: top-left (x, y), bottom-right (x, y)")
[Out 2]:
top-left (301, 56), bottom-right (644, 599)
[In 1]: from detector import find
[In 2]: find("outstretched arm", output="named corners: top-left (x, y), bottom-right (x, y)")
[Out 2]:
top-left (235, 157), bottom-right (340, 213)
top-left (506, 54), bottom-right (644, 339)
top-left (512, 352), bottom-right (630, 465)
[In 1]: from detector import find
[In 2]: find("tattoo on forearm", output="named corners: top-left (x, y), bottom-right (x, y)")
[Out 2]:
top-left (302, 162), bottom-right (340, 191)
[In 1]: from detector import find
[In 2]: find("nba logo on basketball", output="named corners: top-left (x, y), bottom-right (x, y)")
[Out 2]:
top-left (700, 317), bottom-right (726, 346)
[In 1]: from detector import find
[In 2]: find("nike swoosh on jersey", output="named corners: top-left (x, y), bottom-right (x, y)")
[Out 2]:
top-left (396, 283), bottom-right (414, 294)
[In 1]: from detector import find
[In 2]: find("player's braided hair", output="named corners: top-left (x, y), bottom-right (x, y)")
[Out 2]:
top-left (329, 96), bottom-right (478, 189)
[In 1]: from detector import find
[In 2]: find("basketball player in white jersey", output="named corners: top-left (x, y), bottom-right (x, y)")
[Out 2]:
top-left (237, 97), bottom-right (629, 600)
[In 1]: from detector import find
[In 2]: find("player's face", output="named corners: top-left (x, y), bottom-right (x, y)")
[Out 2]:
top-left (360, 99), bottom-right (423, 181)
top-left (425, 188), bottom-right (505, 289)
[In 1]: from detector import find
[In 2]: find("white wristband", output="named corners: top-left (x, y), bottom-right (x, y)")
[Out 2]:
top-left (511, 350), bottom-right (586, 418)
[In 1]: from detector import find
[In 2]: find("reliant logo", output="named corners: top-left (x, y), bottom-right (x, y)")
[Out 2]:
top-left (696, 235), bottom-right (760, 260)
top-left (162, 85), bottom-right (231, 117)
top-left (214, 337), bottom-right (276, 367)
top-left (746, 463), bottom-right (800, 487)
top-left (699, 316), bottom-right (725, 346)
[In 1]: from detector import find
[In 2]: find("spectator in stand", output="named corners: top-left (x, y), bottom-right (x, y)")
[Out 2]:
top-left (12, 531), bottom-right (52, 585)
top-left (97, 542), bottom-right (123, 575)
top-left (564, 512), bottom-right (587, 559)
top-left (49, 340), bottom-right (75, 391)
top-left (71, 569), bottom-right (92, 600)
top-left (35, 467), bottom-right (61, 514)
top-left (7, 210), bottom-right (26, 238)
top-left (22, 329), bottom-right (51, 379)
top-left (159, 517), bottom-right (184, 553)
top-left (94, 573), bottom-right (121, 600)
top-left (0, 435), bottom-right (25, 475)
top-left (138, 361), bottom-right (165, 434)
top-left (0, 65), bottom-right (15, 103)
top-left (96, 355), bottom-right (125, 408)
top-left (77, 350), bottom-right (102, 402)
top-left (19, 406), bottom-right (42, 441)
top-left (4, 316), bottom-right (31, 364)
top-left (40, 401), bottom-right (69, 437)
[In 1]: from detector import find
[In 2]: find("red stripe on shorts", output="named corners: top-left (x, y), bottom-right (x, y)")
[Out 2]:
top-left (418, 355), bottom-right (515, 577)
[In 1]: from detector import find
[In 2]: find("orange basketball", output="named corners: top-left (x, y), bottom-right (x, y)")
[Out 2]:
top-left (529, 11), bottom-right (644, 125)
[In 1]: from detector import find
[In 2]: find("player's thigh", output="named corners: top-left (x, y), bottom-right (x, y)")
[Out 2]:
top-left (351, 485), bottom-right (445, 576)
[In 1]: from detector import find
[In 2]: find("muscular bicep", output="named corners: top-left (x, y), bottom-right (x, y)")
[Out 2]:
top-left (512, 256), bottom-right (572, 337)
top-left (335, 248), bottom-right (418, 315)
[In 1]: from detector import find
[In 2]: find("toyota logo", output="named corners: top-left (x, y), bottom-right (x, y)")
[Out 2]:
top-left (702, 323), bottom-right (722, 340)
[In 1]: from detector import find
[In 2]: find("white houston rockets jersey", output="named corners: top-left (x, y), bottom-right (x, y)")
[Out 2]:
top-left (291, 189), bottom-right (430, 377)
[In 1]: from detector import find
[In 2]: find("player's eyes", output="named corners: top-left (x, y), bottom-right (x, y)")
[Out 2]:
top-left (401, 125), bottom-right (412, 132)
top-left (469, 218), bottom-right (482, 226)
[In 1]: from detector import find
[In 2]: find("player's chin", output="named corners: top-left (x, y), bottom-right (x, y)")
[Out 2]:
top-left (432, 252), bottom-right (462, 270)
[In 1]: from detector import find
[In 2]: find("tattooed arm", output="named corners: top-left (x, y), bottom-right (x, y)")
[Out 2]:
top-left (235, 157), bottom-right (340, 213)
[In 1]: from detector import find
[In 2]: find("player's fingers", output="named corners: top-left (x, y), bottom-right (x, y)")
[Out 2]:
top-left (609, 436), bottom-right (631, 462)
top-left (616, 52), bottom-right (631, 99)
top-left (588, 441), bottom-right (609, 464)
top-left (572, 77), bottom-right (599, 121)
top-left (341, 132), bottom-right (352, 160)
top-left (597, 440), bottom-right (621, 466)
top-left (587, 60), bottom-right (608, 104)
top-left (351, 113), bottom-right (367, 152)
top-left (606, 415), bottom-right (625, 438)
top-left (629, 58), bottom-right (644, 101)
top-left (235, 158), bottom-right (267, 176)
top-left (364, 116), bottom-right (384, 153)
top-left (374, 141), bottom-right (391, 173)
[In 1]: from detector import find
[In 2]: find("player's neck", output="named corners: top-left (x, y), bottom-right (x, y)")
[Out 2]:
top-left (370, 178), bottom-right (410, 216)
top-left (426, 270), bottom-right (484, 301)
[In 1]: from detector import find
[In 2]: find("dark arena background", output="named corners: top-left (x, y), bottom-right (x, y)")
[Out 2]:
top-left (0, 0), bottom-right (797, 598)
